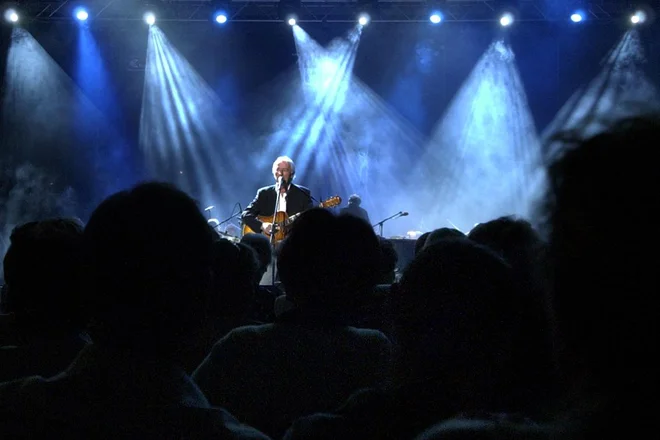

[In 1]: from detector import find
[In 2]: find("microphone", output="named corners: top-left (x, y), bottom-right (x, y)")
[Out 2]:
top-left (400, 211), bottom-right (409, 216)
top-left (204, 205), bottom-right (215, 211)
top-left (278, 176), bottom-right (289, 192)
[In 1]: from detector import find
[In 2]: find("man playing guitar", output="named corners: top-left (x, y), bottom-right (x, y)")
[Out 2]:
top-left (241, 156), bottom-right (314, 242)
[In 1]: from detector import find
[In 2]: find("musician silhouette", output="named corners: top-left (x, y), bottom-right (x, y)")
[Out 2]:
top-left (339, 194), bottom-right (370, 224)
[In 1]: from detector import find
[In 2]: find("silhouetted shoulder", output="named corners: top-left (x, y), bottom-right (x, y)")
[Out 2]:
top-left (415, 417), bottom-right (551, 440)
top-left (207, 323), bottom-right (277, 354)
top-left (345, 326), bottom-right (391, 345)
top-left (284, 388), bottom-right (393, 440)
top-left (225, 323), bottom-right (276, 339)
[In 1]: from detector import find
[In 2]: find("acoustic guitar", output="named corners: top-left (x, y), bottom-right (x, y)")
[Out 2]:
top-left (241, 195), bottom-right (342, 243)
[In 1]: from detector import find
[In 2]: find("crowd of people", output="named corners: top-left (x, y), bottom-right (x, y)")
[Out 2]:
top-left (0, 114), bottom-right (657, 439)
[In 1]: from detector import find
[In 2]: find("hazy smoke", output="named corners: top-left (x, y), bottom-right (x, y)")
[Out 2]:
top-left (0, 162), bottom-right (79, 281)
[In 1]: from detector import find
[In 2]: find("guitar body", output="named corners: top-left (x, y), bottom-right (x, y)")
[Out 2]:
top-left (241, 212), bottom-right (289, 243)
top-left (241, 196), bottom-right (342, 244)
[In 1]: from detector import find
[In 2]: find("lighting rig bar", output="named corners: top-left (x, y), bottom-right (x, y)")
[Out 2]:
top-left (6, 0), bottom-right (657, 23)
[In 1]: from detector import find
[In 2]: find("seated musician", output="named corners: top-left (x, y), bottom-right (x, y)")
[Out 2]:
top-left (241, 156), bottom-right (313, 240)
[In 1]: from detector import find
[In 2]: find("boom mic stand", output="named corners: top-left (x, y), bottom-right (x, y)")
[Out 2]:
top-left (215, 211), bottom-right (242, 229)
top-left (209, 203), bottom-right (242, 237)
top-left (372, 211), bottom-right (408, 237)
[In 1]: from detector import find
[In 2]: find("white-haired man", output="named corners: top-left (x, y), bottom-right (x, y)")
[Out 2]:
top-left (241, 156), bottom-right (313, 241)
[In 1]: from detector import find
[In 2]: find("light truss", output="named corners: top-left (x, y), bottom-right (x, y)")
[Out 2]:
top-left (5, 0), bottom-right (658, 23)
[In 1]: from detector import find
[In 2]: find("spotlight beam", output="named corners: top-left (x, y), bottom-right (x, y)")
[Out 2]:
top-left (417, 40), bottom-right (543, 230)
top-left (285, 26), bottom-right (364, 196)
top-left (542, 30), bottom-right (660, 160)
top-left (262, 24), bottom-right (425, 227)
top-left (3, 28), bottom-right (131, 204)
top-left (140, 26), bottom-right (251, 210)
top-left (154, 32), bottom-right (224, 191)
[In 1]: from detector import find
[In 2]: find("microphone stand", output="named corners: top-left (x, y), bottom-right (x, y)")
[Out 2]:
top-left (270, 180), bottom-right (284, 285)
top-left (209, 202), bottom-right (242, 235)
top-left (210, 213), bottom-right (242, 240)
top-left (290, 183), bottom-right (320, 206)
top-left (307, 191), bottom-right (321, 205)
top-left (372, 211), bottom-right (407, 237)
top-left (215, 211), bottom-right (242, 229)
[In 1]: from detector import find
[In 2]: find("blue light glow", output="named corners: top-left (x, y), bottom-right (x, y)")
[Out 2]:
top-left (500, 13), bottom-right (513, 27)
top-left (75, 8), bottom-right (89, 21)
top-left (4, 9), bottom-right (19, 22)
top-left (631, 11), bottom-right (647, 24)
top-left (144, 12), bottom-right (156, 25)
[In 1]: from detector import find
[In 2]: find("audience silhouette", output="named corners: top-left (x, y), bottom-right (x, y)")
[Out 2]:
top-left (0, 114), bottom-right (657, 440)
top-left (0, 182), bottom-right (270, 439)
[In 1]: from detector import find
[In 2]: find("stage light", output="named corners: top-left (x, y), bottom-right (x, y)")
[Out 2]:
top-left (499, 12), bottom-right (514, 27)
top-left (75, 8), bottom-right (89, 21)
top-left (570, 12), bottom-right (583, 23)
top-left (287, 16), bottom-right (296, 26)
top-left (144, 12), bottom-right (156, 25)
top-left (4, 8), bottom-right (19, 23)
top-left (631, 10), bottom-right (647, 25)
top-left (430, 13), bottom-right (442, 24)
top-left (215, 13), bottom-right (227, 24)
top-left (358, 13), bottom-right (370, 26)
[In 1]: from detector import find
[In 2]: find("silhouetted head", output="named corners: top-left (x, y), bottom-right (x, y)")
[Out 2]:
top-left (423, 227), bottom-right (466, 250)
top-left (392, 239), bottom-right (544, 411)
top-left (210, 239), bottom-right (259, 320)
top-left (377, 237), bottom-right (398, 284)
top-left (468, 216), bottom-right (543, 266)
top-left (468, 215), bottom-right (556, 400)
top-left (348, 194), bottom-right (361, 206)
top-left (83, 182), bottom-right (215, 359)
top-left (3, 218), bottom-right (86, 338)
top-left (414, 231), bottom-right (431, 255)
top-left (240, 232), bottom-right (272, 279)
top-left (278, 208), bottom-right (381, 312)
top-left (544, 115), bottom-right (660, 387)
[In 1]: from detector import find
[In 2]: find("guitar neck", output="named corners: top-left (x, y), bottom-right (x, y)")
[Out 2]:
top-left (281, 212), bottom-right (301, 226)
top-left (277, 201), bottom-right (323, 227)
top-left (248, 197), bottom-right (339, 241)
